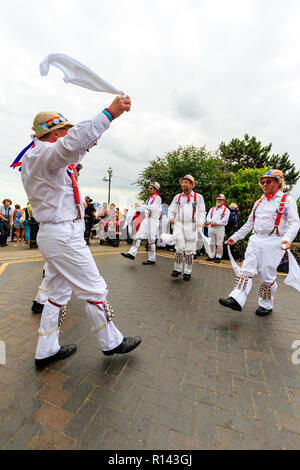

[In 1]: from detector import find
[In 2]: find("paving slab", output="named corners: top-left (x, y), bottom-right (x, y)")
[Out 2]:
top-left (0, 241), bottom-right (300, 450)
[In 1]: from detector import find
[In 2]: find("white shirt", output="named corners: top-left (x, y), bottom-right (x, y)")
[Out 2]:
top-left (168, 191), bottom-right (206, 225)
top-left (21, 112), bottom-right (110, 224)
top-left (137, 194), bottom-right (162, 220)
top-left (206, 205), bottom-right (230, 226)
top-left (231, 190), bottom-right (300, 243)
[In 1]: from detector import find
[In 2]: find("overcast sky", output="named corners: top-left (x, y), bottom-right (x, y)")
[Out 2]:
top-left (1, 0), bottom-right (300, 209)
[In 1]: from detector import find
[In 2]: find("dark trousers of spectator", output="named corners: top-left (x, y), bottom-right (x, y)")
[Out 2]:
top-left (29, 222), bottom-right (39, 248)
top-left (0, 222), bottom-right (9, 247)
top-left (84, 222), bottom-right (93, 245)
top-left (11, 225), bottom-right (15, 242)
top-left (1, 222), bottom-right (9, 246)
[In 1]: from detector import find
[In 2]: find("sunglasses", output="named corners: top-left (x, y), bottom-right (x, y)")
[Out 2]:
top-left (260, 180), bottom-right (273, 185)
top-left (35, 113), bottom-right (68, 131)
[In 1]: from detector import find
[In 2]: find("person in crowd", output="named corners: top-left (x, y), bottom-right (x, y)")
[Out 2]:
top-left (168, 175), bottom-right (206, 280)
top-left (84, 197), bottom-right (96, 245)
top-left (226, 202), bottom-right (239, 237)
top-left (12, 204), bottom-right (25, 243)
top-left (0, 198), bottom-right (12, 247)
top-left (121, 182), bottom-right (162, 265)
top-left (205, 194), bottom-right (230, 263)
top-left (23, 202), bottom-right (31, 243)
top-left (21, 95), bottom-right (141, 369)
top-left (105, 204), bottom-right (120, 247)
top-left (27, 202), bottom-right (39, 248)
top-left (219, 170), bottom-right (300, 316)
top-left (74, 163), bottom-right (82, 181)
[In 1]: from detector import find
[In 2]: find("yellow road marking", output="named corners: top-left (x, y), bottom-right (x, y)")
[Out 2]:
top-left (0, 263), bottom-right (8, 276)
top-left (0, 249), bottom-right (289, 277)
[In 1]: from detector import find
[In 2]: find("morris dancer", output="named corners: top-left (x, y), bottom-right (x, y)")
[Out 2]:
top-left (20, 97), bottom-right (141, 369)
top-left (31, 164), bottom-right (82, 315)
top-left (206, 194), bottom-right (230, 263)
top-left (219, 170), bottom-right (300, 316)
top-left (168, 175), bottom-right (206, 280)
top-left (121, 182), bottom-right (162, 265)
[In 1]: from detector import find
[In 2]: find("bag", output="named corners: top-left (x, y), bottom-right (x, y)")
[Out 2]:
top-left (20, 210), bottom-right (26, 224)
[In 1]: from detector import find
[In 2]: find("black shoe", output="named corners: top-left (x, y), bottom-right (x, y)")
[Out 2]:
top-left (193, 254), bottom-right (197, 260)
top-left (214, 258), bottom-right (221, 264)
top-left (31, 300), bottom-right (44, 314)
top-left (35, 344), bottom-right (77, 370)
top-left (142, 260), bottom-right (155, 265)
top-left (219, 296), bottom-right (242, 311)
top-left (255, 306), bottom-right (272, 316)
top-left (171, 270), bottom-right (181, 278)
top-left (121, 252), bottom-right (135, 260)
top-left (103, 336), bottom-right (142, 356)
top-left (183, 273), bottom-right (191, 281)
top-left (205, 257), bottom-right (214, 261)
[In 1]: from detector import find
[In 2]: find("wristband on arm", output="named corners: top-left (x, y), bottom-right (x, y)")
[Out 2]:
top-left (102, 108), bottom-right (116, 122)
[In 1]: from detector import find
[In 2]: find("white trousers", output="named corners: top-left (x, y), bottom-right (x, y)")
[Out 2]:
top-left (229, 234), bottom-right (284, 309)
top-left (35, 262), bottom-right (73, 305)
top-left (208, 225), bottom-right (225, 259)
top-left (36, 220), bottom-right (123, 359)
top-left (173, 222), bottom-right (197, 274)
top-left (128, 217), bottom-right (159, 261)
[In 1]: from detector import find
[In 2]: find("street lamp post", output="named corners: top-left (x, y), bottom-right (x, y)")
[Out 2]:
top-left (102, 167), bottom-right (113, 205)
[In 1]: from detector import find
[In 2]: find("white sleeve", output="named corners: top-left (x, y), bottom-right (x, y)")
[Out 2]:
top-left (46, 112), bottom-right (110, 171)
top-left (231, 206), bottom-right (255, 242)
top-left (168, 196), bottom-right (178, 220)
top-left (282, 196), bottom-right (300, 243)
top-left (196, 195), bottom-right (206, 224)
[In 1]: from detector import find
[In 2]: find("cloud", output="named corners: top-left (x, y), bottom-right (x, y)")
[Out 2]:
top-left (1, 0), bottom-right (300, 209)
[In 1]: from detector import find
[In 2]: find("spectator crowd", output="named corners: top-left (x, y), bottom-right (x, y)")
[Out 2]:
top-left (0, 198), bottom-right (38, 248)
top-left (0, 193), bottom-right (241, 259)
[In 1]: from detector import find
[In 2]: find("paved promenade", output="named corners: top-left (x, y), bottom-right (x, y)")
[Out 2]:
top-left (0, 241), bottom-right (300, 450)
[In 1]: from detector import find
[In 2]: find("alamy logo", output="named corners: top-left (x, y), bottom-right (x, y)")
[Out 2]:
top-left (291, 340), bottom-right (300, 365)
top-left (0, 341), bottom-right (6, 365)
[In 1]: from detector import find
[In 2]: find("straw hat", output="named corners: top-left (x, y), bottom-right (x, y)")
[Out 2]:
top-left (179, 174), bottom-right (195, 188)
top-left (149, 182), bottom-right (160, 191)
top-left (33, 111), bottom-right (74, 138)
top-left (258, 169), bottom-right (285, 190)
top-left (216, 194), bottom-right (226, 200)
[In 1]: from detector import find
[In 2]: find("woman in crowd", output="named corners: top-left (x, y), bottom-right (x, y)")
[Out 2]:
top-left (12, 204), bottom-right (25, 243)
top-left (0, 198), bottom-right (12, 247)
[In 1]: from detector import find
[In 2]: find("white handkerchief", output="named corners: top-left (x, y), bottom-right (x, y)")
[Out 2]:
top-left (40, 53), bottom-right (124, 95)
top-left (198, 229), bottom-right (214, 259)
top-left (285, 251), bottom-right (300, 293)
top-left (227, 245), bottom-right (242, 277)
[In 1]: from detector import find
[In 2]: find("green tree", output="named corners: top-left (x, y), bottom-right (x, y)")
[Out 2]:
top-left (224, 168), bottom-right (267, 226)
top-left (219, 133), bottom-right (299, 190)
top-left (135, 145), bottom-right (224, 206)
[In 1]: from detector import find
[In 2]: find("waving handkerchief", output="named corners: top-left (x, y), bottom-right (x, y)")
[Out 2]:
top-left (40, 53), bottom-right (124, 95)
